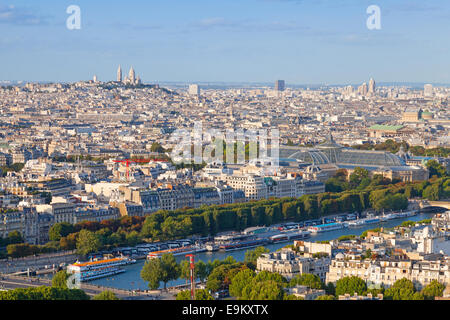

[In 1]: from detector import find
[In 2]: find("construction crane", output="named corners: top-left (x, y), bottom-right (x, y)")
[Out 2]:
top-left (113, 158), bottom-right (169, 181)
top-left (185, 254), bottom-right (195, 300)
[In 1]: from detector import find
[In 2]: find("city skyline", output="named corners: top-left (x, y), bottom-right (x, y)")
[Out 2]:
top-left (1, 65), bottom-right (448, 89)
top-left (0, 0), bottom-right (450, 84)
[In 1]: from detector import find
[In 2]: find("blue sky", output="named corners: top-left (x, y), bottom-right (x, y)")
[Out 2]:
top-left (1, 0), bottom-right (449, 84)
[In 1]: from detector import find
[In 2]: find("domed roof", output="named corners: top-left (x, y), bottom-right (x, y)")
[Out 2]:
top-left (335, 253), bottom-right (345, 260)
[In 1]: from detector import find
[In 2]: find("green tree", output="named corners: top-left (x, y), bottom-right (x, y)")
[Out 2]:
top-left (60, 233), bottom-right (77, 251)
top-left (176, 289), bottom-right (213, 300)
top-left (196, 260), bottom-right (209, 282)
top-left (284, 294), bottom-right (304, 300)
top-left (206, 279), bottom-right (222, 293)
top-left (325, 282), bottom-right (336, 296)
top-left (179, 260), bottom-right (193, 285)
top-left (289, 274), bottom-right (324, 289)
top-left (335, 276), bottom-right (367, 296)
top-left (93, 290), bottom-right (120, 300)
top-left (52, 270), bottom-right (69, 289)
top-left (141, 253), bottom-right (180, 290)
top-left (422, 184), bottom-right (442, 201)
top-left (349, 167), bottom-right (369, 188)
top-left (241, 280), bottom-right (285, 300)
top-left (229, 269), bottom-right (256, 298)
top-left (125, 231), bottom-right (141, 246)
top-left (384, 278), bottom-right (424, 300)
top-left (6, 243), bottom-right (39, 258)
top-left (141, 258), bottom-right (164, 290)
top-left (315, 295), bottom-right (336, 300)
top-left (49, 223), bottom-right (74, 241)
top-left (0, 286), bottom-right (90, 300)
top-left (150, 142), bottom-right (165, 153)
top-left (426, 160), bottom-right (447, 178)
top-left (6, 230), bottom-right (23, 244)
top-left (244, 246), bottom-right (269, 268)
top-left (76, 229), bottom-right (101, 256)
top-left (254, 270), bottom-right (287, 284)
top-left (160, 253), bottom-right (181, 289)
top-left (421, 280), bottom-right (445, 300)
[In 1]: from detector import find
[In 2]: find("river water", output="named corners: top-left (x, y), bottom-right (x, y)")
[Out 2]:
top-left (44, 212), bottom-right (436, 291)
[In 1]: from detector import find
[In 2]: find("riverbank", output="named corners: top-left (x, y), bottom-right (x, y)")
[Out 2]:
top-left (52, 211), bottom-right (436, 291)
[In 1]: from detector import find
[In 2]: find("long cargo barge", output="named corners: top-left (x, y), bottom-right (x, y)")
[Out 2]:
top-left (269, 230), bottom-right (311, 243)
top-left (218, 238), bottom-right (269, 251)
top-left (147, 245), bottom-right (206, 259)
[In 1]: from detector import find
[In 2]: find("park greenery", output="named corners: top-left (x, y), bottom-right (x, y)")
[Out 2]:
top-left (351, 139), bottom-right (450, 158)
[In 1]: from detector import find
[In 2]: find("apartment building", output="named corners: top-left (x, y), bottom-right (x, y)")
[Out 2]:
top-left (257, 249), bottom-right (331, 282)
top-left (73, 206), bottom-right (120, 224)
top-left (223, 173), bottom-right (325, 201)
top-left (0, 208), bottom-right (54, 245)
top-left (286, 285), bottom-right (326, 300)
top-left (35, 202), bottom-right (75, 224)
top-left (326, 253), bottom-right (450, 290)
top-left (224, 174), bottom-right (268, 201)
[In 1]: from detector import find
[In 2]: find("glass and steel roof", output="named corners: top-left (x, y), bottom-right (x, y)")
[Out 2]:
top-left (279, 146), bottom-right (406, 167)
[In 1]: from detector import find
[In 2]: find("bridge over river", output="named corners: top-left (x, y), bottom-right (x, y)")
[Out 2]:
top-left (421, 200), bottom-right (450, 210)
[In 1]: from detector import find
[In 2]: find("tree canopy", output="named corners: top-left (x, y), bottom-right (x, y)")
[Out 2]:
top-left (93, 290), bottom-right (120, 300)
top-left (140, 253), bottom-right (180, 290)
top-left (335, 276), bottom-right (367, 296)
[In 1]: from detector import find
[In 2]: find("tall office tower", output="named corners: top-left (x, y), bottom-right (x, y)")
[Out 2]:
top-left (128, 67), bottom-right (136, 83)
top-left (189, 84), bottom-right (200, 96)
top-left (358, 82), bottom-right (368, 96)
top-left (275, 80), bottom-right (285, 91)
top-left (93, 75), bottom-right (98, 83)
top-left (345, 85), bottom-right (354, 95)
top-left (117, 65), bottom-right (122, 82)
top-left (424, 84), bottom-right (433, 97)
top-left (369, 78), bottom-right (376, 94)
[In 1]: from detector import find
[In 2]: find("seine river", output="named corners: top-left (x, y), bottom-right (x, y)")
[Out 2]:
top-left (50, 212), bottom-right (436, 291)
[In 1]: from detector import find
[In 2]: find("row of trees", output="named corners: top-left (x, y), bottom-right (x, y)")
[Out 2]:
top-left (0, 230), bottom-right (23, 247)
top-left (404, 175), bottom-right (450, 201)
top-left (137, 178), bottom-right (421, 242)
top-left (351, 139), bottom-right (450, 158)
top-left (0, 286), bottom-right (90, 300)
top-left (141, 253), bottom-right (244, 292)
top-left (5, 241), bottom-right (60, 259)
